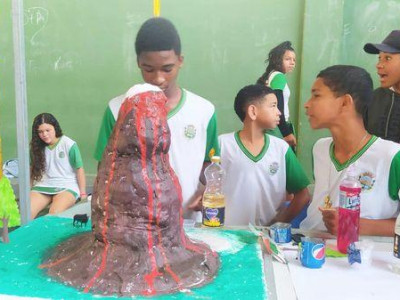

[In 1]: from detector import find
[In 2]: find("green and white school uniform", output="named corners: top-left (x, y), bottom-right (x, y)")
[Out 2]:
top-left (268, 71), bottom-right (290, 122)
top-left (219, 132), bottom-right (309, 226)
top-left (32, 135), bottom-right (83, 199)
top-left (266, 71), bottom-right (292, 138)
top-left (300, 136), bottom-right (400, 231)
top-left (94, 85), bottom-right (219, 221)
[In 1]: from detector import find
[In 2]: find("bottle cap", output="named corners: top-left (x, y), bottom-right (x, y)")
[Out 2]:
top-left (346, 163), bottom-right (357, 177)
top-left (211, 156), bottom-right (221, 163)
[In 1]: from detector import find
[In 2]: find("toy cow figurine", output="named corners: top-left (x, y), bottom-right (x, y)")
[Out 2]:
top-left (73, 214), bottom-right (89, 227)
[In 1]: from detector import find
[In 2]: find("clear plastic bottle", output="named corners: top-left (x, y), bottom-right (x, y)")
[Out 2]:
top-left (394, 213), bottom-right (400, 258)
top-left (202, 156), bottom-right (225, 227)
top-left (337, 164), bottom-right (361, 253)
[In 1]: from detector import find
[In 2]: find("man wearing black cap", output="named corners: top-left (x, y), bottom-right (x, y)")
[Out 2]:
top-left (363, 30), bottom-right (400, 143)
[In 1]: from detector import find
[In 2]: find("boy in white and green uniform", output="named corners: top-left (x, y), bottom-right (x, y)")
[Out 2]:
top-left (32, 135), bottom-right (83, 199)
top-left (302, 65), bottom-right (400, 236)
top-left (301, 135), bottom-right (400, 231)
top-left (94, 18), bottom-right (219, 221)
top-left (220, 131), bottom-right (309, 226)
top-left (94, 86), bottom-right (218, 220)
top-left (219, 84), bottom-right (310, 226)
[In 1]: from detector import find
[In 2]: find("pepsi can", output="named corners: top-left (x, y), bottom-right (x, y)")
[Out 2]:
top-left (270, 222), bottom-right (292, 243)
top-left (300, 237), bottom-right (325, 268)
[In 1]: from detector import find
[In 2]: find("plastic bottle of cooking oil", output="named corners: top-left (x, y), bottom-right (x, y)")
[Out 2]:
top-left (202, 156), bottom-right (225, 227)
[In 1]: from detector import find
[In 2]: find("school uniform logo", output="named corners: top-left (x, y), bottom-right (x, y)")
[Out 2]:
top-left (269, 162), bottom-right (279, 175)
top-left (184, 124), bottom-right (196, 139)
top-left (59, 151), bottom-right (65, 159)
top-left (358, 171), bottom-right (375, 191)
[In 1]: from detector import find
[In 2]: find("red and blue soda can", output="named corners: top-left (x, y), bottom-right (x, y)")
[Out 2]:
top-left (300, 237), bottom-right (325, 268)
top-left (270, 222), bottom-right (292, 243)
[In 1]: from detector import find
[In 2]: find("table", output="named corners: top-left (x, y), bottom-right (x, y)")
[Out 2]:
top-left (266, 231), bottom-right (400, 300)
top-left (5, 196), bottom-right (399, 300)
top-left (1, 214), bottom-right (267, 300)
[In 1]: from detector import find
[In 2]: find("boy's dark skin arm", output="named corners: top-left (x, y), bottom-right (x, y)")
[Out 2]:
top-left (187, 161), bottom-right (210, 211)
top-left (269, 187), bottom-right (310, 225)
top-left (320, 208), bottom-right (396, 236)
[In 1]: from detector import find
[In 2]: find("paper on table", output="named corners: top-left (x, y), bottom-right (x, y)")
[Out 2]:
top-left (285, 241), bottom-right (400, 300)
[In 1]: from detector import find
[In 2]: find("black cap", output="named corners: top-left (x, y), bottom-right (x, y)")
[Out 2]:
top-left (364, 30), bottom-right (400, 54)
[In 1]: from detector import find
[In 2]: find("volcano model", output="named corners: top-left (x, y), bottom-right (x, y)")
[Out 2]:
top-left (40, 84), bottom-right (219, 296)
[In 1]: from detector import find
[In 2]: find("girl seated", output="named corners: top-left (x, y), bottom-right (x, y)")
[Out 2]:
top-left (30, 113), bottom-right (86, 218)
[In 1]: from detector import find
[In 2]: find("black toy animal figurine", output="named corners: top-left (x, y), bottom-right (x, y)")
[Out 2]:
top-left (73, 214), bottom-right (89, 227)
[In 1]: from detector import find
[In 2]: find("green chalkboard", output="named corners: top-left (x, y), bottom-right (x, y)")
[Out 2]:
top-left (1, 0), bottom-right (304, 177)
top-left (1, 0), bottom-right (400, 180)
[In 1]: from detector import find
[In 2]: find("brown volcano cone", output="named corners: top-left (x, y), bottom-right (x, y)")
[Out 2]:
top-left (41, 86), bottom-right (220, 296)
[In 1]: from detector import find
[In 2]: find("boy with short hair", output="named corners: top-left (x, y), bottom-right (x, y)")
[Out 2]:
top-left (94, 17), bottom-right (219, 220)
top-left (219, 84), bottom-right (310, 226)
top-left (301, 65), bottom-right (400, 236)
top-left (363, 30), bottom-right (400, 142)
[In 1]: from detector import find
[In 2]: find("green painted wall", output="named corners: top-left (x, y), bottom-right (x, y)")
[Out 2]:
top-left (296, 0), bottom-right (345, 179)
top-left (1, 0), bottom-right (400, 180)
